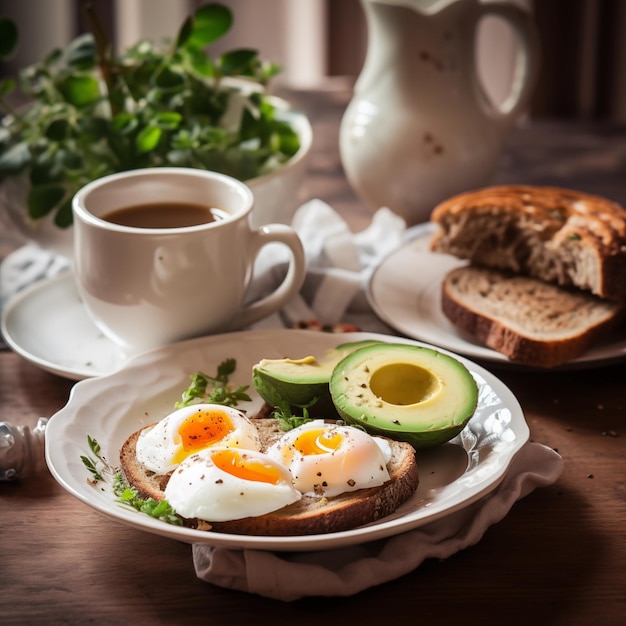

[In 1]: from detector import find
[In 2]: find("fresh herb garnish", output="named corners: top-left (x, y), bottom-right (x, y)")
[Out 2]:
top-left (175, 358), bottom-right (251, 408)
top-left (271, 397), bottom-right (315, 431)
top-left (80, 435), bottom-right (109, 482)
top-left (112, 473), bottom-right (182, 526)
top-left (81, 357), bottom-right (250, 525)
top-left (81, 435), bottom-right (182, 526)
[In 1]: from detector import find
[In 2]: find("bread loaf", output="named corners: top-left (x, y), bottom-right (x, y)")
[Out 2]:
top-left (430, 185), bottom-right (626, 302)
top-left (441, 265), bottom-right (624, 367)
top-left (120, 416), bottom-right (419, 536)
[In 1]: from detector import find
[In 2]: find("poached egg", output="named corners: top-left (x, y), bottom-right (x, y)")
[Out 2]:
top-left (136, 403), bottom-right (261, 474)
top-left (266, 420), bottom-right (392, 498)
top-left (164, 446), bottom-right (302, 521)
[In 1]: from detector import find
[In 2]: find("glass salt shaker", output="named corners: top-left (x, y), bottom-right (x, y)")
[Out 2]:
top-left (0, 418), bottom-right (48, 481)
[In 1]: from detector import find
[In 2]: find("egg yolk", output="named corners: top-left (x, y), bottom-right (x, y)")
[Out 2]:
top-left (294, 428), bottom-right (344, 455)
top-left (211, 448), bottom-right (283, 485)
top-left (173, 409), bottom-right (234, 464)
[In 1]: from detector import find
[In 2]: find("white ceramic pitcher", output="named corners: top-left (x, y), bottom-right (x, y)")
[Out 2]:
top-left (339, 0), bottom-right (540, 225)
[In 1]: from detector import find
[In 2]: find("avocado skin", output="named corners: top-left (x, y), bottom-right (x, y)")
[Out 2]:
top-left (329, 343), bottom-right (479, 449)
top-left (251, 339), bottom-right (382, 416)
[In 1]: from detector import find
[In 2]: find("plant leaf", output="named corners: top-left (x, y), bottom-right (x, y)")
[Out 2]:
top-left (54, 196), bottom-right (74, 228)
top-left (0, 77), bottom-right (16, 97)
top-left (155, 111), bottom-right (182, 130)
top-left (0, 18), bottom-right (18, 59)
top-left (59, 74), bottom-right (101, 107)
top-left (30, 160), bottom-right (64, 185)
top-left (174, 16), bottom-right (194, 50)
top-left (0, 141), bottom-right (30, 175)
top-left (27, 184), bottom-right (66, 218)
top-left (45, 118), bottom-right (70, 142)
top-left (78, 116), bottom-right (109, 141)
top-left (188, 3), bottom-right (233, 47)
top-left (65, 33), bottom-right (97, 70)
top-left (275, 122), bottom-right (301, 157)
top-left (136, 125), bottom-right (162, 153)
top-left (111, 112), bottom-right (138, 135)
top-left (153, 66), bottom-right (185, 93)
top-left (219, 49), bottom-right (259, 76)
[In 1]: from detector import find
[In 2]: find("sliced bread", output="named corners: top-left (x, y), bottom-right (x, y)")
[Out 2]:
top-left (441, 265), bottom-right (624, 368)
top-left (120, 416), bottom-right (419, 536)
top-left (430, 185), bottom-right (626, 302)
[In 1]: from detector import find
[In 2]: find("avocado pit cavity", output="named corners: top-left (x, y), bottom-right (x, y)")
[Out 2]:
top-left (369, 363), bottom-right (440, 406)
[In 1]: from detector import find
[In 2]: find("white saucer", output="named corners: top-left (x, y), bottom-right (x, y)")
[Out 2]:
top-left (1, 273), bottom-right (127, 380)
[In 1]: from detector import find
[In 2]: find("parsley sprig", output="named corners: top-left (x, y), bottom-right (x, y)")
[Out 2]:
top-left (112, 474), bottom-right (182, 526)
top-left (271, 397), bottom-right (315, 431)
top-left (81, 357), bottom-right (250, 526)
top-left (81, 435), bottom-right (182, 526)
top-left (175, 358), bottom-right (251, 408)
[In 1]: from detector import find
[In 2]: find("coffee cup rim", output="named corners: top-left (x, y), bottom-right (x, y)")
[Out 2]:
top-left (72, 167), bottom-right (254, 234)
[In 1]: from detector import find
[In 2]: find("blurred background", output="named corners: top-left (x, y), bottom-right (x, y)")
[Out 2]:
top-left (1, 0), bottom-right (625, 121)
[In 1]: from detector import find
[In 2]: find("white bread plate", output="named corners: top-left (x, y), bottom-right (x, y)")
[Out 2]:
top-left (367, 224), bottom-right (626, 370)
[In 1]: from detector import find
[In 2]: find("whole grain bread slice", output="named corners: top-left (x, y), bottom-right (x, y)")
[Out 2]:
top-left (441, 265), bottom-right (625, 368)
top-left (430, 185), bottom-right (626, 302)
top-left (120, 416), bottom-right (419, 536)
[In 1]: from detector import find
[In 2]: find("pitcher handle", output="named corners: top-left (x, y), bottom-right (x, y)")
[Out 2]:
top-left (476, 1), bottom-right (541, 123)
top-left (230, 224), bottom-right (306, 330)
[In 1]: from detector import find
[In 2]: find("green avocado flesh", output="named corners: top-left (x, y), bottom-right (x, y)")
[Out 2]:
top-left (330, 343), bottom-right (479, 448)
top-left (252, 339), bottom-right (382, 414)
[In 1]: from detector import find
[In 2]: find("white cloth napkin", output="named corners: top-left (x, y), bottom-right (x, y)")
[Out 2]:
top-left (0, 242), bottom-right (71, 313)
top-left (193, 442), bottom-right (563, 601)
top-left (246, 199), bottom-right (406, 333)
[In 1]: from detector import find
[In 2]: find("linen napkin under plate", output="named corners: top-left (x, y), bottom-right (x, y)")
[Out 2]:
top-left (193, 442), bottom-right (563, 601)
top-left (0, 200), bottom-right (564, 600)
top-left (192, 200), bottom-right (563, 601)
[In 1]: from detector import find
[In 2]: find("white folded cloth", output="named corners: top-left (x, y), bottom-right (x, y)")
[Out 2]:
top-left (193, 442), bottom-right (563, 601)
top-left (246, 199), bottom-right (407, 333)
top-left (193, 201), bottom-right (563, 601)
top-left (0, 242), bottom-right (71, 313)
top-left (0, 200), bottom-right (564, 600)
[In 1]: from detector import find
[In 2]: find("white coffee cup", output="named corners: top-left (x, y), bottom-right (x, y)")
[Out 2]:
top-left (72, 167), bottom-right (306, 353)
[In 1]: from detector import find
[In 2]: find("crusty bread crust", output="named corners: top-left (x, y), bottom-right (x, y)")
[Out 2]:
top-left (430, 185), bottom-right (626, 302)
top-left (120, 416), bottom-right (419, 536)
top-left (441, 265), bottom-right (624, 367)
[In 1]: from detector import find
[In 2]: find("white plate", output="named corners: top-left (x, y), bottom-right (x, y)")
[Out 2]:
top-left (45, 328), bottom-right (529, 552)
top-left (1, 273), bottom-right (127, 380)
top-left (367, 224), bottom-right (626, 370)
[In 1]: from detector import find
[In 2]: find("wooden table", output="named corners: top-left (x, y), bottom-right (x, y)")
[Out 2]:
top-left (2, 87), bottom-right (625, 625)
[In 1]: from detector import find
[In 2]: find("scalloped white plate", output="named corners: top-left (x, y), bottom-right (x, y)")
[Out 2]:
top-left (367, 224), bottom-right (626, 370)
top-left (45, 328), bottom-right (529, 552)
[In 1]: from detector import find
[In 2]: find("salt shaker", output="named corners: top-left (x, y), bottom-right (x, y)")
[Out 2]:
top-left (0, 418), bottom-right (48, 481)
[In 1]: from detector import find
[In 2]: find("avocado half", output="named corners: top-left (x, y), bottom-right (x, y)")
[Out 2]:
top-left (330, 343), bottom-right (479, 448)
top-left (252, 339), bottom-right (382, 415)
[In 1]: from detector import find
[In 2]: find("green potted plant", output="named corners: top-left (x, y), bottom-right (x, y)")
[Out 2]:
top-left (0, 2), bottom-right (311, 256)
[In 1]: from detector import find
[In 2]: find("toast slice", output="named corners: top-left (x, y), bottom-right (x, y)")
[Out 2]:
top-left (430, 185), bottom-right (626, 302)
top-left (120, 416), bottom-right (419, 536)
top-left (441, 265), bottom-right (625, 368)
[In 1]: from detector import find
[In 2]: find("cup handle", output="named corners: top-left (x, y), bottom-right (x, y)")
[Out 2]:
top-left (229, 224), bottom-right (306, 329)
top-left (475, 2), bottom-right (541, 123)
